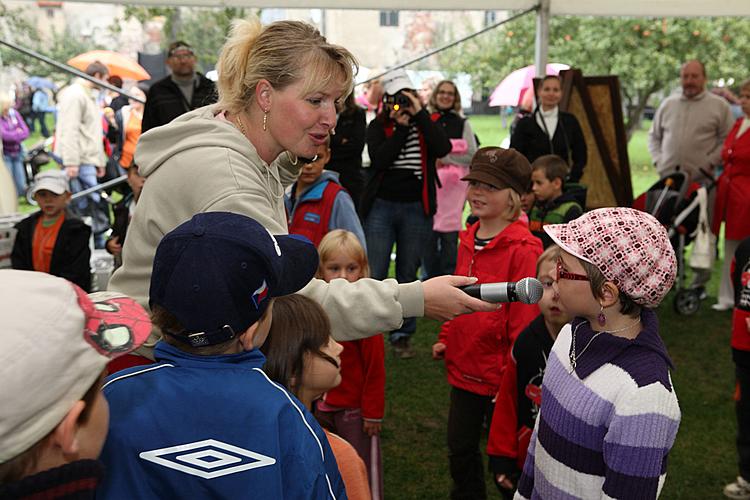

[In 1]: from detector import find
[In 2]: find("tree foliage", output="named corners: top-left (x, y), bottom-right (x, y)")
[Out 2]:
top-left (0, 1), bottom-right (101, 80)
top-left (120, 6), bottom-right (254, 72)
top-left (437, 13), bottom-right (750, 137)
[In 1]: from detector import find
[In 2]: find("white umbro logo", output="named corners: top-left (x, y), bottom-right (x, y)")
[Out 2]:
top-left (139, 439), bottom-right (276, 479)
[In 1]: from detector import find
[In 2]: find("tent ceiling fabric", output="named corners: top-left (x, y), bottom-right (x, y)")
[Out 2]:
top-left (53, 0), bottom-right (750, 16)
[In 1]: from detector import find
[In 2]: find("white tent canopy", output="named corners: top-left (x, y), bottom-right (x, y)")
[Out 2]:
top-left (47, 0), bottom-right (750, 16)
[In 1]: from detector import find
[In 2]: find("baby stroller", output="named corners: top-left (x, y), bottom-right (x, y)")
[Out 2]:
top-left (23, 137), bottom-right (59, 205)
top-left (633, 170), bottom-right (714, 315)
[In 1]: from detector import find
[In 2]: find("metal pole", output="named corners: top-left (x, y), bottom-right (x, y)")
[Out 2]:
top-left (0, 38), bottom-right (146, 103)
top-left (362, 6), bottom-right (538, 86)
top-left (534, 0), bottom-right (551, 77)
top-left (70, 175), bottom-right (128, 200)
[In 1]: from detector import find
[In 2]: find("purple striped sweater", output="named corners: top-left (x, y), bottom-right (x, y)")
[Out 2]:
top-left (514, 309), bottom-right (680, 500)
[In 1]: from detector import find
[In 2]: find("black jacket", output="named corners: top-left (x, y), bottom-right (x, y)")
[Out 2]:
top-left (329, 106), bottom-right (366, 172)
top-left (362, 108), bottom-right (451, 218)
top-left (11, 210), bottom-right (92, 291)
top-left (327, 106), bottom-right (366, 208)
top-left (510, 109), bottom-right (587, 182)
top-left (141, 73), bottom-right (217, 132)
top-left (488, 314), bottom-right (554, 479)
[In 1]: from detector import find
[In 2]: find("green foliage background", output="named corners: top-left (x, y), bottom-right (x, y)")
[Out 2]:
top-left (437, 14), bottom-right (750, 137)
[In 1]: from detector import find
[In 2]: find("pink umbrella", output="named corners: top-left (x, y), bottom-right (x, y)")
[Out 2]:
top-left (489, 63), bottom-right (570, 107)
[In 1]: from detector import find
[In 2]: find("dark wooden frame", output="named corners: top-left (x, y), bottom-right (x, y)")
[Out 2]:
top-left (533, 70), bottom-right (633, 207)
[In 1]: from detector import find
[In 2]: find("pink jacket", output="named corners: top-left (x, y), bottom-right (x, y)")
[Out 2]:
top-left (433, 138), bottom-right (469, 232)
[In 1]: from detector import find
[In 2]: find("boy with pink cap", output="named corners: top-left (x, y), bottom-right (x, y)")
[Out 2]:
top-left (515, 207), bottom-right (681, 500)
top-left (0, 270), bottom-right (150, 497)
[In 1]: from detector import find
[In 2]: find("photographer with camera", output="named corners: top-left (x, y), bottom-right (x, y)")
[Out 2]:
top-left (362, 69), bottom-right (452, 358)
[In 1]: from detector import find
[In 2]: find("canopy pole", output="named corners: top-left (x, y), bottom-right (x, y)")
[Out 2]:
top-left (0, 38), bottom-right (145, 103)
top-left (534, 0), bottom-right (550, 77)
top-left (364, 6), bottom-right (537, 86)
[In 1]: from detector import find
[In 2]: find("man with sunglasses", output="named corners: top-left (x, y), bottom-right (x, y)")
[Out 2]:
top-left (141, 41), bottom-right (217, 132)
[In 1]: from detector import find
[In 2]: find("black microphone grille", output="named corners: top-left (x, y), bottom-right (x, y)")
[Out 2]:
top-left (516, 277), bottom-right (544, 304)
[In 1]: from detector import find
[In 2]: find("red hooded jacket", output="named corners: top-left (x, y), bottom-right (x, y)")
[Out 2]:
top-left (438, 219), bottom-right (542, 396)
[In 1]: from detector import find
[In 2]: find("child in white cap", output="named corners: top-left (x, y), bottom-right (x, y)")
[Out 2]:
top-left (0, 270), bottom-right (150, 497)
top-left (515, 207), bottom-right (681, 500)
top-left (11, 169), bottom-right (92, 291)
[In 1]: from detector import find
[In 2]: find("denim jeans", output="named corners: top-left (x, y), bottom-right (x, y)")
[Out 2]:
top-left (3, 153), bottom-right (26, 197)
top-left (365, 198), bottom-right (433, 343)
top-left (69, 164), bottom-right (107, 248)
top-left (422, 230), bottom-right (459, 279)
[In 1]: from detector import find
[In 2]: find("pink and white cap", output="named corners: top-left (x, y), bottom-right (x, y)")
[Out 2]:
top-left (0, 270), bottom-right (151, 462)
top-left (543, 207), bottom-right (677, 308)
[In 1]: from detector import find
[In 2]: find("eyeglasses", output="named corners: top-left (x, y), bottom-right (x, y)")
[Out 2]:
top-left (556, 256), bottom-right (589, 282)
top-left (436, 90), bottom-right (455, 97)
top-left (467, 180), bottom-right (499, 192)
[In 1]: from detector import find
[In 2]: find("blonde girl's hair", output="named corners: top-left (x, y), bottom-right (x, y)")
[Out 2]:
top-left (0, 95), bottom-right (13, 115)
top-left (536, 244), bottom-right (559, 277)
top-left (502, 189), bottom-right (523, 222)
top-left (428, 80), bottom-right (463, 115)
top-left (316, 230), bottom-right (370, 280)
top-left (216, 16), bottom-right (358, 114)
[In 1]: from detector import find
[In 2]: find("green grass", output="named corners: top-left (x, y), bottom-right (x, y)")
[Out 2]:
top-left (17, 115), bottom-right (736, 498)
top-left (383, 263), bottom-right (735, 500)
top-left (384, 117), bottom-right (735, 500)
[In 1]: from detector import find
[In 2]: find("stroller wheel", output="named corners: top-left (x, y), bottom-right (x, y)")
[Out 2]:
top-left (25, 184), bottom-right (38, 206)
top-left (673, 289), bottom-right (701, 315)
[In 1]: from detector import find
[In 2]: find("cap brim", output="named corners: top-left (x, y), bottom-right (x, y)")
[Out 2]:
top-left (31, 181), bottom-right (67, 197)
top-left (543, 223), bottom-right (593, 264)
top-left (461, 171), bottom-right (508, 190)
top-left (80, 290), bottom-right (152, 359)
top-left (273, 234), bottom-right (320, 297)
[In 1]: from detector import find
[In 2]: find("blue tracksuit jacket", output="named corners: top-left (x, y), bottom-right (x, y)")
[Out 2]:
top-left (96, 342), bottom-right (346, 499)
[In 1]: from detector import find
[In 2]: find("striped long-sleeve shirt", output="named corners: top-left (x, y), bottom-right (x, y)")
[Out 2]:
top-left (515, 309), bottom-right (680, 500)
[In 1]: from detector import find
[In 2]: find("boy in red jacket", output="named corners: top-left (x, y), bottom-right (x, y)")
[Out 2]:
top-left (486, 245), bottom-right (572, 498)
top-left (432, 147), bottom-right (542, 500)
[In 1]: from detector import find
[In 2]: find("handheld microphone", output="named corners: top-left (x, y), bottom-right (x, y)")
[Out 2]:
top-left (459, 277), bottom-right (544, 304)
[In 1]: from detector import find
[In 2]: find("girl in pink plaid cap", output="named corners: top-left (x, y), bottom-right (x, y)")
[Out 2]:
top-left (514, 207), bottom-right (681, 500)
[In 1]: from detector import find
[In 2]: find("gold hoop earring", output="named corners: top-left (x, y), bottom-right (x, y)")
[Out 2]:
top-left (263, 110), bottom-right (268, 131)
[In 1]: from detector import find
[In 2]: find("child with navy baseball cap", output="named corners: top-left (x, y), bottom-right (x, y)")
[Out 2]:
top-left (97, 212), bottom-right (346, 499)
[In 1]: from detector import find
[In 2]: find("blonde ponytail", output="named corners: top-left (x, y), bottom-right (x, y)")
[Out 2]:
top-left (216, 17), bottom-right (263, 113)
top-left (215, 15), bottom-right (357, 114)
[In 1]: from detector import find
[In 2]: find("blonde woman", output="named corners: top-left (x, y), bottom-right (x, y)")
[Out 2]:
top-left (108, 17), bottom-right (493, 361)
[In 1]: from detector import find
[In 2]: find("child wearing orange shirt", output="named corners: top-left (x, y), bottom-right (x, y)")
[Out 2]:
top-left (11, 169), bottom-right (91, 291)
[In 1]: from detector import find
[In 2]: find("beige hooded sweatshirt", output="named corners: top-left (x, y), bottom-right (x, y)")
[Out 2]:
top-left (108, 105), bottom-right (422, 356)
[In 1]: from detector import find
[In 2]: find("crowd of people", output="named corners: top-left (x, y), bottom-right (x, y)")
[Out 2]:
top-left (2, 13), bottom-right (750, 500)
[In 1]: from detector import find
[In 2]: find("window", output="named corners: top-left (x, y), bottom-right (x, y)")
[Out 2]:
top-left (484, 10), bottom-right (497, 27)
top-left (379, 10), bottom-right (399, 27)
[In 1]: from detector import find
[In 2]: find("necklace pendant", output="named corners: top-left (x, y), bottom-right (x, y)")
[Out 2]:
top-left (569, 352), bottom-right (576, 369)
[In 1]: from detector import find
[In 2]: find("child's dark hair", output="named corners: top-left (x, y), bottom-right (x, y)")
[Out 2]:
top-left (0, 373), bottom-right (104, 483)
top-left (580, 260), bottom-right (642, 317)
top-left (151, 304), bottom-right (241, 356)
top-left (532, 154), bottom-right (569, 184)
top-left (261, 294), bottom-right (337, 395)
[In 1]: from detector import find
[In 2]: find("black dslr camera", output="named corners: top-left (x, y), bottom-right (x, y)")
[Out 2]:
top-left (383, 91), bottom-right (412, 111)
